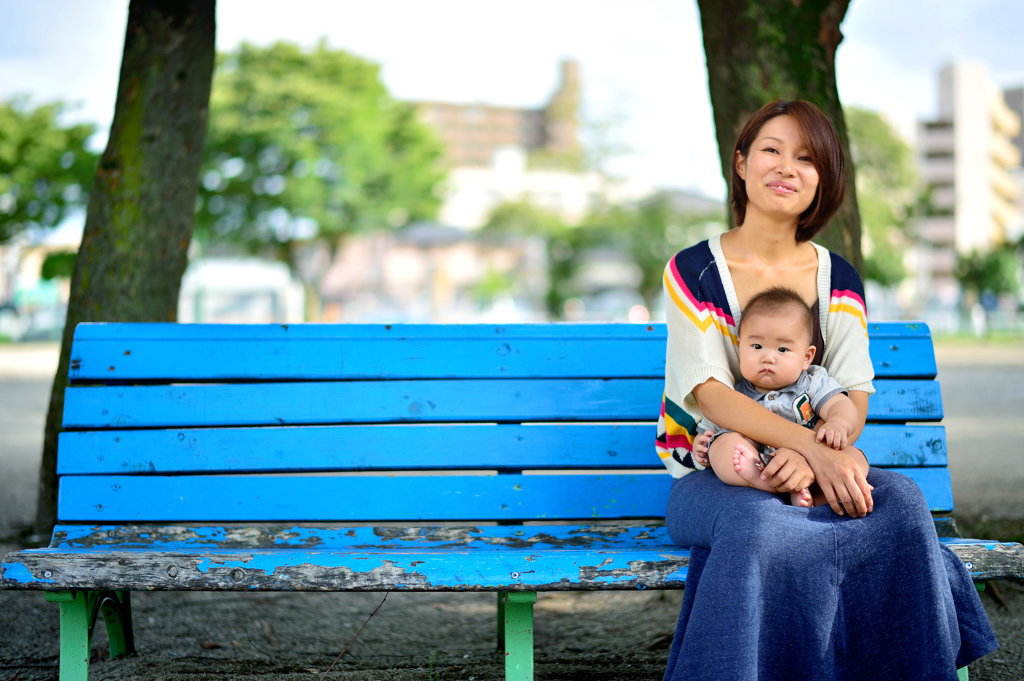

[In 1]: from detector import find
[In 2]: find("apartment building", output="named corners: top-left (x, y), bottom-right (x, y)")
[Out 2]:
top-left (915, 62), bottom-right (1021, 305)
top-left (415, 60), bottom-right (582, 170)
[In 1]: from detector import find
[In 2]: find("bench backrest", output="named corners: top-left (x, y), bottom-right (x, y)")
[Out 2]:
top-left (55, 321), bottom-right (949, 525)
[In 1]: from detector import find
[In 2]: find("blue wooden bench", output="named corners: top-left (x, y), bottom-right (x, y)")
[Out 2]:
top-left (2, 321), bottom-right (1022, 681)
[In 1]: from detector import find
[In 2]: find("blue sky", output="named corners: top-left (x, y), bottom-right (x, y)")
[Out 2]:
top-left (1, 0), bottom-right (1022, 199)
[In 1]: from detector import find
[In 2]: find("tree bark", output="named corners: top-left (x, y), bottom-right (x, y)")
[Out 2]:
top-left (35, 0), bottom-right (215, 535)
top-left (697, 0), bottom-right (862, 272)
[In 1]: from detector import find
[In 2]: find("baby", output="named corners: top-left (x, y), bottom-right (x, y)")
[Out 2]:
top-left (696, 287), bottom-right (860, 507)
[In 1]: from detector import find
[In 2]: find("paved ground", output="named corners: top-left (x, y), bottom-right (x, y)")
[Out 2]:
top-left (1, 340), bottom-right (1022, 679)
top-left (936, 342), bottom-right (1024, 519)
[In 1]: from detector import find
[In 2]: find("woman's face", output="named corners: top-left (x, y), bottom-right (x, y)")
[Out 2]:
top-left (736, 115), bottom-right (819, 223)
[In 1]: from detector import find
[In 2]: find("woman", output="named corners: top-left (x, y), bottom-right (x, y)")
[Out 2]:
top-left (656, 100), bottom-right (997, 681)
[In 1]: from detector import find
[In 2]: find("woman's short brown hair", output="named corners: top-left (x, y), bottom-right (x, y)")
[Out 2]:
top-left (730, 99), bottom-right (846, 242)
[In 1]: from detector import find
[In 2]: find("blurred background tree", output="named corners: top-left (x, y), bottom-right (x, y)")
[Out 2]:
top-left (955, 242), bottom-right (1022, 302)
top-left (482, 195), bottom-right (722, 318)
top-left (0, 98), bottom-right (97, 243)
top-left (196, 41), bottom-right (446, 319)
top-left (844, 106), bottom-right (917, 287)
top-left (582, 195), bottom-right (724, 312)
top-left (480, 200), bottom-right (571, 315)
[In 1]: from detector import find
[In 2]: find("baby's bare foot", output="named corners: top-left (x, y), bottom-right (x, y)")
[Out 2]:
top-left (790, 488), bottom-right (813, 507)
top-left (732, 443), bottom-right (775, 493)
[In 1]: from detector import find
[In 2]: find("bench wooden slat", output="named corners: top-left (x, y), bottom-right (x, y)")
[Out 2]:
top-left (864, 322), bottom-right (933, 338)
top-left (71, 322), bottom-right (670, 341)
top-left (48, 523), bottom-right (678, 551)
top-left (942, 540), bottom-right (1024, 580)
top-left (855, 424), bottom-right (947, 466)
top-left (57, 472), bottom-right (672, 522)
top-left (866, 337), bottom-right (936, 379)
top-left (62, 379), bottom-right (659, 428)
top-left (67, 334), bottom-right (936, 382)
top-left (45, 517), bottom-right (964, 553)
top-left (61, 378), bottom-right (943, 429)
top-left (2, 546), bottom-right (691, 592)
top-left (72, 320), bottom-right (931, 341)
top-left (56, 423), bottom-right (948, 475)
top-left (56, 468), bottom-right (956, 523)
top-left (70, 338), bottom-right (668, 381)
top-left (868, 380), bottom-right (943, 421)
top-left (5, 539), bottom-right (1020, 592)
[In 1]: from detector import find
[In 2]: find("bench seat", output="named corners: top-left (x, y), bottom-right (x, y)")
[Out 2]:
top-left (9, 525), bottom-right (1024, 594)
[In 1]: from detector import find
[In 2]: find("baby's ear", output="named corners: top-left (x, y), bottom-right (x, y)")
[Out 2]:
top-left (803, 344), bottom-right (816, 369)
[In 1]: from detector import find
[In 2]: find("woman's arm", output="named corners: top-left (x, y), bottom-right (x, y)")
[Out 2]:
top-left (693, 378), bottom-right (873, 517)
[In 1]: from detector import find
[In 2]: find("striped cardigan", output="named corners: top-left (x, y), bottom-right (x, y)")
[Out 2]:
top-left (656, 233), bottom-right (875, 477)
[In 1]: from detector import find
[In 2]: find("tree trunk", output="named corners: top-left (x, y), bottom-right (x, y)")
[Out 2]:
top-left (697, 0), bottom-right (862, 272)
top-left (35, 0), bottom-right (215, 535)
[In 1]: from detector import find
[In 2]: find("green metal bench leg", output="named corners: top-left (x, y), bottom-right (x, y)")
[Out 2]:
top-left (957, 667), bottom-right (969, 680)
top-left (99, 591), bottom-right (135, 658)
top-left (502, 591), bottom-right (536, 681)
top-left (45, 590), bottom-right (135, 680)
top-left (46, 591), bottom-right (95, 681)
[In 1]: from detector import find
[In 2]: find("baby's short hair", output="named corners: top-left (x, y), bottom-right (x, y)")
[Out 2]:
top-left (739, 287), bottom-right (814, 341)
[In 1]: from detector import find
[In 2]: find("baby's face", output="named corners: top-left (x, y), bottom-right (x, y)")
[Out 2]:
top-left (738, 310), bottom-right (815, 392)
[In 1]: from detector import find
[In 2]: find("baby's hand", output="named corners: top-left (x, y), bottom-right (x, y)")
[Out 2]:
top-left (816, 421), bottom-right (850, 450)
top-left (692, 430), bottom-right (714, 467)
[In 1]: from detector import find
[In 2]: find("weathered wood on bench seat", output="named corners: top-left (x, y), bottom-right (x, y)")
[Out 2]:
top-left (11, 523), bottom-right (1024, 593)
top-left (3, 321), bottom-right (1023, 681)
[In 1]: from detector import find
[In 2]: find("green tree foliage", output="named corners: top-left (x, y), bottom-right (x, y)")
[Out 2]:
top-left (196, 41), bottom-right (445, 307)
top-left (482, 196), bottom-right (723, 317)
top-left (844, 107), bottom-right (916, 287)
top-left (955, 242), bottom-right (1022, 299)
top-left (481, 201), bottom-right (570, 315)
top-left (0, 98), bottom-right (98, 242)
top-left (580, 196), bottom-right (724, 310)
top-left (40, 251), bottom-right (76, 280)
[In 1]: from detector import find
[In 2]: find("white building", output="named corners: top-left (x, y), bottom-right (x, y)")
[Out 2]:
top-left (177, 258), bottom-right (305, 324)
top-left (915, 62), bottom-right (1021, 307)
top-left (438, 145), bottom-right (653, 229)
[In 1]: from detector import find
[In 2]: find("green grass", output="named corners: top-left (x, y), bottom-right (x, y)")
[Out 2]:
top-left (953, 514), bottom-right (1024, 545)
top-left (426, 649), bottom-right (447, 681)
top-left (933, 334), bottom-right (1024, 345)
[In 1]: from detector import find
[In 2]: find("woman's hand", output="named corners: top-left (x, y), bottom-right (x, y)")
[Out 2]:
top-left (802, 443), bottom-right (873, 517)
top-left (759, 448), bottom-right (814, 493)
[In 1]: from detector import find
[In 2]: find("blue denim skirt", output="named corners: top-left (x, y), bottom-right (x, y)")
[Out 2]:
top-left (662, 468), bottom-right (998, 681)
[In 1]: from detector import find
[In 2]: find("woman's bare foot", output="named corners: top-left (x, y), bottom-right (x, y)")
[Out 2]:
top-left (732, 441), bottom-right (776, 493)
top-left (790, 487), bottom-right (813, 507)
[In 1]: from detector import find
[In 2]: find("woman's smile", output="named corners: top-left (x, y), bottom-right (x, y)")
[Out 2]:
top-left (767, 180), bottom-right (796, 195)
